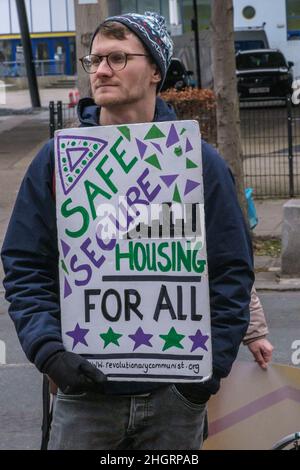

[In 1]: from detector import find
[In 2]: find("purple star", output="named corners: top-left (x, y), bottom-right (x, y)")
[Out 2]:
top-left (189, 329), bottom-right (209, 353)
top-left (129, 327), bottom-right (153, 351)
top-left (66, 323), bottom-right (89, 350)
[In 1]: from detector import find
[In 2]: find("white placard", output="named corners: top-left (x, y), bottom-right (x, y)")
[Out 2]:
top-left (55, 120), bottom-right (212, 383)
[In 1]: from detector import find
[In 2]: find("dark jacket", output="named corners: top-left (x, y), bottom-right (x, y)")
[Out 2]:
top-left (1, 97), bottom-right (254, 396)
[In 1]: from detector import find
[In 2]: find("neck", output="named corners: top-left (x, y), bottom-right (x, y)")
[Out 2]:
top-left (99, 98), bottom-right (157, 126)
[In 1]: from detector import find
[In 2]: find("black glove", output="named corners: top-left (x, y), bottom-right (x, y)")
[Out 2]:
top-left (42, 351), bottom-right (107, 394)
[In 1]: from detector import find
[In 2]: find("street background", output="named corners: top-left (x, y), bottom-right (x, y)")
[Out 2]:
top-left (0, 87), bottom-right (299, 450)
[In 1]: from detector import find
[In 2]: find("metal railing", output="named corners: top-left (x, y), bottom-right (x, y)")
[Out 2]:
top-left (240, 97), bottom-right (300, 197)
top-left (0, 59), bottom-right (65, 77)
top-left (49, 100), bottom-right (78, 139)
top-left (48, 97), bottom-right (300, 197)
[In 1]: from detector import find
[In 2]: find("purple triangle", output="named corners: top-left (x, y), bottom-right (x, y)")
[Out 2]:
top-left (166, 124), bottom-right (180, 148)
top-left (64, 277), bottom-right (72, 299)
top-left (136, 138), bottom-right (148, 158)
top-left (66, 147), bottom-right (89, 172)
top-left (58, 136), bottom-right (108, 196)
top-left (185, 138), bottom-right (193, 153)
top-left (151, 142), bottom-right (163, 154)
top-left (61, 240), bottom-right (71, 258)
top-left (160, 174), bottom-right (179, 188)
top-left (184, 179), bottom-right (201, 196)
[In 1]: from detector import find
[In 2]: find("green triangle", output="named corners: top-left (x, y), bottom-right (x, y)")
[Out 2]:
top-left (180, 128), bottom-right (187, 135)
top-left (118, 126), bottom-right (131, 141)
top-left (61, 260), bottom-right (69, 275)
top-left (145, 154), bottom-right (162, 170)
top-left (186, 158), bottom-right (198, 169)
top-left (173, 184), bottom-right (182, 203)
top-left (144, 125), bottom-right (166, 140)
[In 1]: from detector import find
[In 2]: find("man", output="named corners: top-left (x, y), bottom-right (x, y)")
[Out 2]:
top-left (1, 12), bottom-right (253, 450)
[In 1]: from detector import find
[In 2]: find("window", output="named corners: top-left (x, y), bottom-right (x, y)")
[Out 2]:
top-left (181, 0), bottom-right (211, 34)
top-left (0, 40), bottom-right (12, 61)
top-left (137, 0), bottom-right (160, 14)
top-left (120, 1), bottom-right (170, 30)
top-left (121, 0), bottom-right (138, 13)
top-left (286, 0), bottom-right (300, 40)
top-left (36, 42), bottom-right (49, 61)
top-left (236, 52), bottom-right (287, 70)
top-left (242, 6), bottom-right (256, 20)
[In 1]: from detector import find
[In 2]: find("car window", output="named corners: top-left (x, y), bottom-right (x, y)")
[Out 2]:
top-left (234, 40), bottom-right (265, 52)
top-left (236, 52), bottom-right (287, 70)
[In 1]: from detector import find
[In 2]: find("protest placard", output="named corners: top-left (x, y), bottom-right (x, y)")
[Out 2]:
top-left (55, 120), bottom-right (211, 382)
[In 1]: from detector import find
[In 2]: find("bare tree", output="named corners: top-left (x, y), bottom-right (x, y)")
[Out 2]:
top-left (211, 0), bottom-right (247, 218)
top-left (74, 0), bottom-right (109, 98)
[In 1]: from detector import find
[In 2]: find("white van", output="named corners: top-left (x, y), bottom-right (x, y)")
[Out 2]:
top-left (234, 26), bottom-right (269, 52)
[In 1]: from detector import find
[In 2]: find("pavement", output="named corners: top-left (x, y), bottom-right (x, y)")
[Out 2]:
top-left (0, 86), bottom-right (72, 111)
top-left (253, 199), bottom-right (300, 291)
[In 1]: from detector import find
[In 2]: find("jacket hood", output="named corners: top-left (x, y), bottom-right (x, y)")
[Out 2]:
top-left (77, 96), bottom-right (177, 127)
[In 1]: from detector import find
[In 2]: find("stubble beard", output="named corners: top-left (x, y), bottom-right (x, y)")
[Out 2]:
top-left (94, 86), bottom-right (145, 109)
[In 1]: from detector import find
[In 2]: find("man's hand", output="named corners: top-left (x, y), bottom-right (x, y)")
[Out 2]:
top-left (247, 338), bottom-right (274, 370)
top-left (42, 351), bottom-right (107, 394)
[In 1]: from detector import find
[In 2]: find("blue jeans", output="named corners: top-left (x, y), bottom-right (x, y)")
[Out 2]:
top-left (48, 384), bottom-right (207, 450)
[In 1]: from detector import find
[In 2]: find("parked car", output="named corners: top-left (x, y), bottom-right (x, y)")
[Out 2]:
top-left (161, 57), bottom-right (195, 92)
top-left (236, 49), bottom-right (294, 99)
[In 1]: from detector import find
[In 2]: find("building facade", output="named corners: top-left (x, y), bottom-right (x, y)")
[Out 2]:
top-left (0, 0), bottom-right (76, 75)
top-left (233, 0), bottom-right (300, 77)
top-left (0, 0), bottom-right (299, 78)
top-left (120, 0), bottom-right (300, 78)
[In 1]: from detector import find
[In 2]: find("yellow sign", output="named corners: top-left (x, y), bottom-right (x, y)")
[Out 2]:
top-left (204, 361), bottom-right (300, 450)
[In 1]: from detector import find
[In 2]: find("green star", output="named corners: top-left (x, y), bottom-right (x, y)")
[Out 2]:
top-left (100, 327), bottom-right (123, 349)
top-left (160, 327), bottom-right (185, 352)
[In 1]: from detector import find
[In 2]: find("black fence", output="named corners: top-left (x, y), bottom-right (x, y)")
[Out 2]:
top-left (49, 101), bottom-right (78, 139)
top-left (240, 97), bottom-right (300, 198)
top-left (49, 98), bottom-right (300, 198)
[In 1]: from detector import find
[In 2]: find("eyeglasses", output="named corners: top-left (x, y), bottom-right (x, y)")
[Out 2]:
top-left (79, 51), bottom-right (149, 74)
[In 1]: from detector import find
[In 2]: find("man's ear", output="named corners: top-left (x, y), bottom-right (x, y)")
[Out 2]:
top-left (151, 64), bottom-right (162, 85)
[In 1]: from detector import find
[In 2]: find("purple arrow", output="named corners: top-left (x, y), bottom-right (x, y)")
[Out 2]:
top-left (64, 277), bottom-right (72, 299)
top-left (160, 174), bottom-right (179, 188)
top-left (136, 138), bottom-right (148, 158)
top-left (184, 179), bottom-right (201, 195)
top-left (185, 138), bottom-right (193, 153)
top-left (61, 240), bottom-right (71, 258)
top-left (166, 124), bottom-right (180, 148)
top-left (151, 142), bottom-right (163, 154)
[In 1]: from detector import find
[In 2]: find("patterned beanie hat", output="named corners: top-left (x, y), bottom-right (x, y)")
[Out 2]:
top-left (91, 11), bottom-right (174, 89)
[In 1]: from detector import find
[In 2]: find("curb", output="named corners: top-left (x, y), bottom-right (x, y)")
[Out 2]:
top-left (256, 279), bottom-right (300, 291)
top-left (0, 107), bottom-right (48, 116)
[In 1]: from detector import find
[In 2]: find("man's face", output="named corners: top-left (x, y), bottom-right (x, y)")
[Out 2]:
top-left (90, 32), bottom-right (161, 108)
